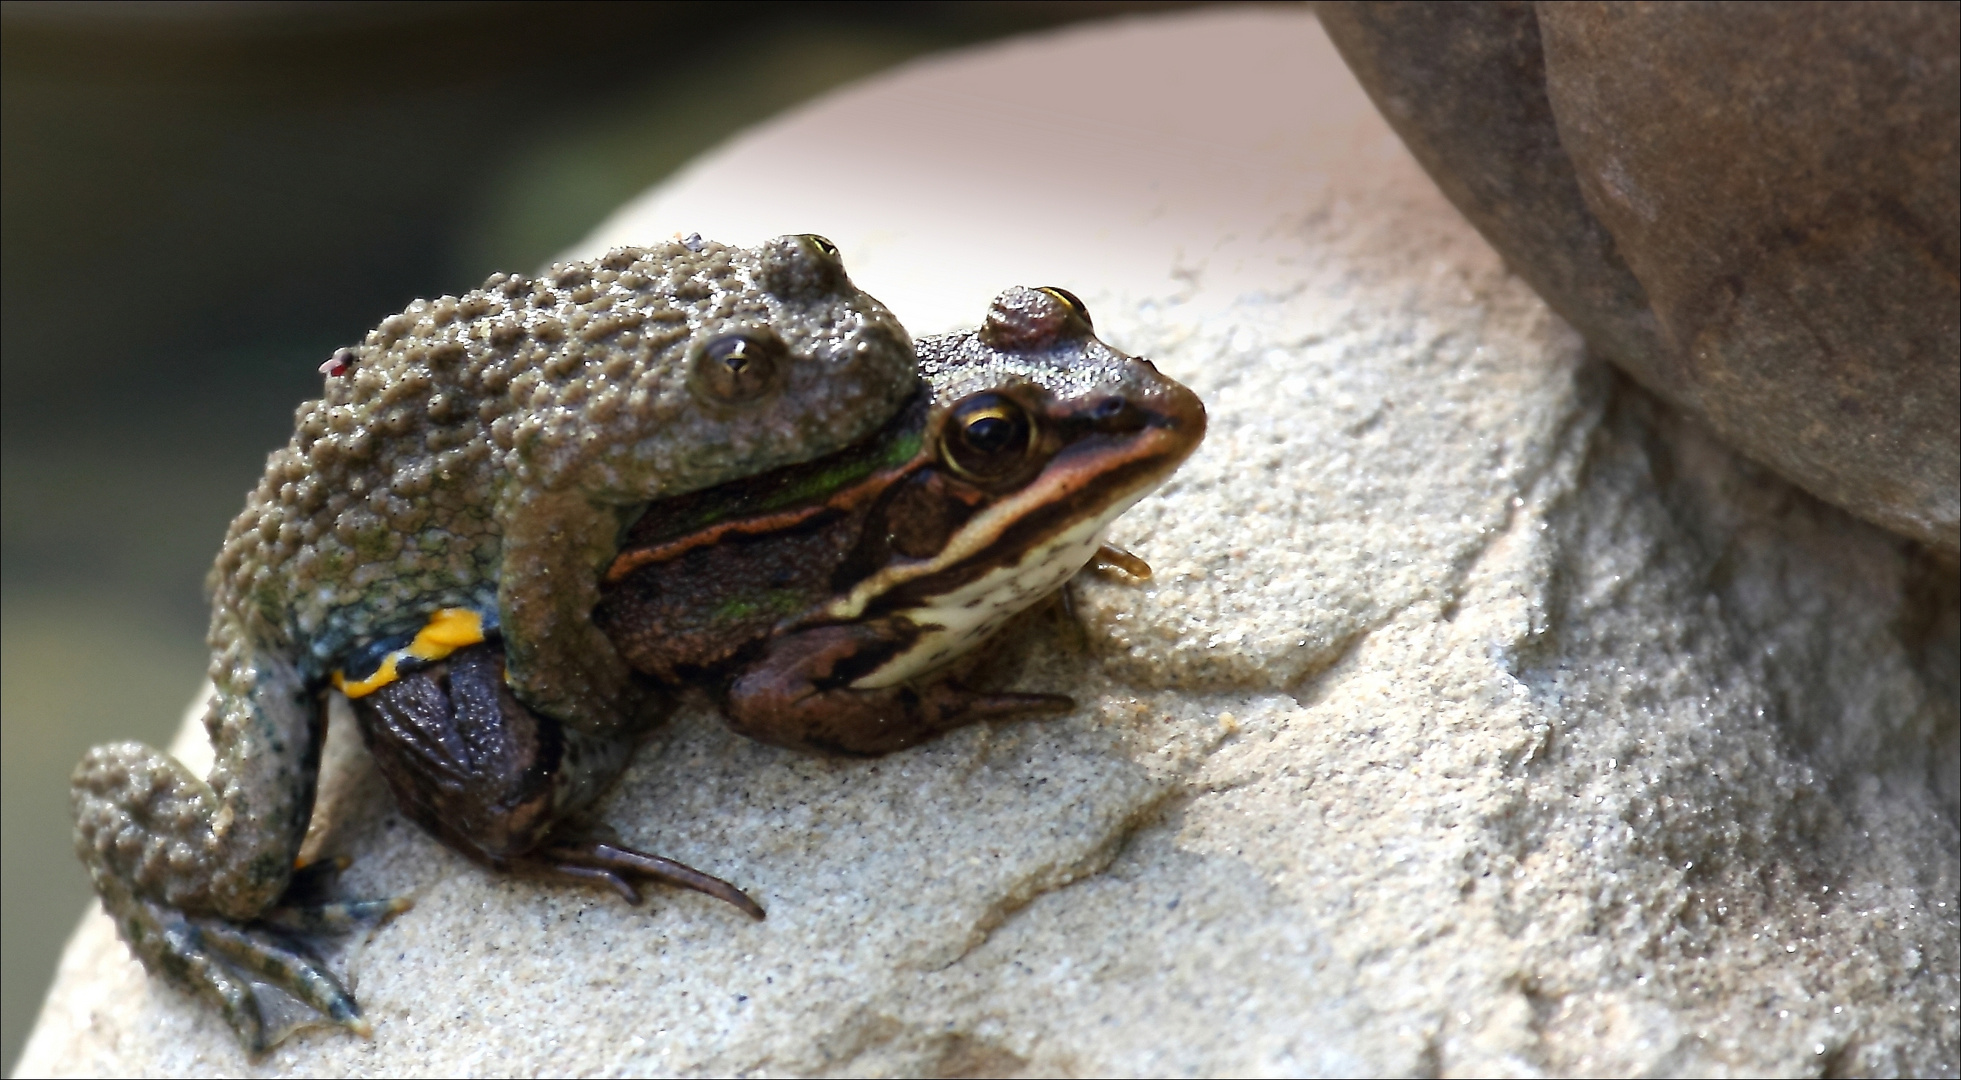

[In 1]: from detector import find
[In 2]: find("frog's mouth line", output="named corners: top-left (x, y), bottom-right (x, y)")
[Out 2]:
top-left (836, 409), bottom-right (1204, 620)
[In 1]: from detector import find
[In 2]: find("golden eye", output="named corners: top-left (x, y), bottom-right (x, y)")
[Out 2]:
top-left (1038, 286), bottom-right (1093, 331)
top-left (690, 330), bottom-right (786, 404)
top-left (944, 392), bottom-right (1036, 482)
top-left (803, 234), bottom-right (840, 258)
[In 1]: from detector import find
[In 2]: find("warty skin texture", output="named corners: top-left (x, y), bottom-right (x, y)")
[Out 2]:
top-left (69, 235), bottom-right (917, 1049)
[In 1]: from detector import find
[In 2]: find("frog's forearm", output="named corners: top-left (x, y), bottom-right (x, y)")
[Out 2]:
top-left (72, 642), bottom-right (318, 920)
top-left (498, 493), bottom-right (651, 734)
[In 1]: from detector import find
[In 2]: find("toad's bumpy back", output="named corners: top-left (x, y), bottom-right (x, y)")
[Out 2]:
top-left (70, 235), bottom-right (918, 1052)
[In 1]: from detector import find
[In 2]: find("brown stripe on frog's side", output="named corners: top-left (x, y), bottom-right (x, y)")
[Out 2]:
top-left (606, 391), bottom-right (932, 580)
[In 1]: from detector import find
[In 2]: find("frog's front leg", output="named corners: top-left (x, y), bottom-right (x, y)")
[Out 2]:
top-left (70, 642), bottom-right (407, 1051)
top-left (352, 641), bottom-right (762, 918)
top-left (723, 621), bottom-right (1075, 756)
top-left (497, 491), bottom-right (655, 735)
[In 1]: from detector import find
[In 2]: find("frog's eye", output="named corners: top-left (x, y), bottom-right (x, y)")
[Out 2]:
top-left (1038, 287), bottom-right (1093, 331)
top-left (944, 392), bottom-right (1037, 482)
top-left (690, 330), bottom-right (786, 404)
top-left (981, 286), bottom-right (1093, 350)
top-left (761, 234), bottom-right (846, 296)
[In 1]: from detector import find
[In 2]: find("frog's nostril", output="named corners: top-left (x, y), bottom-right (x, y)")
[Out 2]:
top-left (1088, 396), bottom-right (1150, 434)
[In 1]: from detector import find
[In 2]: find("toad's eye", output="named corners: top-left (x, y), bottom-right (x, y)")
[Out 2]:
top-left (1038, 286), bottom-right (1093, 331)
top-left (945, 392), bottom-right (1036, 482)
top-left (690, 330), bottom-right (786, 403)
top-left (762, 234), bottom-right (846, 296)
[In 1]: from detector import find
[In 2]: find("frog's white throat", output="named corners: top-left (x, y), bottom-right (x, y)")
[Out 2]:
top-left (843, 487), bottom-right (1148, 690)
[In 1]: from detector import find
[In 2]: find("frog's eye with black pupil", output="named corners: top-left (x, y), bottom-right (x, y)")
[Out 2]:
top-left (803, 234), bottom-right (840, 258)
top-left (1038, 286), bottom-right (1093, 331)
top-left (691, 331), bottom-right (785, 403)
top-left (945, 393), bottom-right (1035, 481)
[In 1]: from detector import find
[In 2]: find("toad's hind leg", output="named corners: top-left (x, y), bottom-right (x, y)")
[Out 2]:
top-left (351, 640), bottom-right (763, 919)
top-left (71, 645), bottom-right (407, 1051)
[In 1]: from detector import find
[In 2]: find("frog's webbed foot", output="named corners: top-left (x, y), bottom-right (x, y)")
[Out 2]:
top-left (517, 833), bottom-right (765, 919)
top-left (111, 859), bottom-right (409, 1053)
top-left (1089, 542), bottom-right (1152, 578)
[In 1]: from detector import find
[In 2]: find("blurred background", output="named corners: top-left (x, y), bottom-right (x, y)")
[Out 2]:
top-left (0, 1), bottom-right (1193, 1067)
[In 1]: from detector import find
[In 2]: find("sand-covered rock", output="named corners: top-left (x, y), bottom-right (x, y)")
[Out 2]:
top-left (21, 9), bottom-right (1956, 1077)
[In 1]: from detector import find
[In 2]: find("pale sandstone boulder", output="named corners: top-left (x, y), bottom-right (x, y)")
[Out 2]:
top-left (21, 9), bottom-right (1956, 1077)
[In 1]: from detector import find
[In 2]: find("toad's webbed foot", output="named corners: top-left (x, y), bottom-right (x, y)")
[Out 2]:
top-left (351, 640), bottom-right (762, 919)
top-left (111, 858), bottom-right (408, 1053)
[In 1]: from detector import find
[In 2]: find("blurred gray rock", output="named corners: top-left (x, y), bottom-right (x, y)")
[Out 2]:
top-left (1319, 1), bottom-right (1961, 553)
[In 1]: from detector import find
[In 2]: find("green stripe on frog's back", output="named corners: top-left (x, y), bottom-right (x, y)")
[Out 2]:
top-left (621, 390), bottom-right (930, 551)
top-left (711, 588), bottom-right (807, 624)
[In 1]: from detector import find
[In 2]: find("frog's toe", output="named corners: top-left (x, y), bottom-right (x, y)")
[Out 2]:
top-left (260, 857), bottom-right (414, 936)
top-left (525, 838), bottom-right (765, 920)
top-left (259, 896), bottom-right (413, 936)
top-left (198, 918), bottom-right (368, 1040)
top-left (116, 891), bottom-right (389, 1052)
top-left (938, 685), bottom-right (1076, 723)
top-left (150, 916), bottom-right (271, 1051)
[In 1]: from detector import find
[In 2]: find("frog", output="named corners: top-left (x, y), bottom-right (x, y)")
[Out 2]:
top-left (348, 285), bottom-right (1205, 929)
top-left (69, 234), bottom-right (918, 1052)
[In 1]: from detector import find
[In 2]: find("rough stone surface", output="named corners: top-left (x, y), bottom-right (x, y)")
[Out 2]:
top-left (21, 9), bottom-right (1959, 1077)
top-left (1318, 1), bottom-right (1961, 554)
top-left (1313, 1), bottom-right (1666, 419)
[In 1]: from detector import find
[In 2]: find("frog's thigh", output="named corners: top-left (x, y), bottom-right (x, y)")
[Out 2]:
top-left (355, 642), bottom-right (760, 917)
top-left (723, 623), bottom-right (1071, 756)
top-left (353, 642), bottom-right (632, 861)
